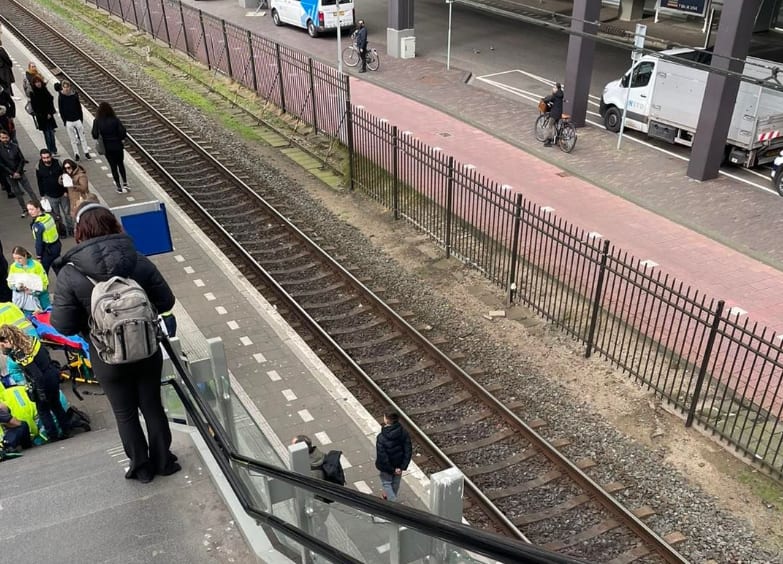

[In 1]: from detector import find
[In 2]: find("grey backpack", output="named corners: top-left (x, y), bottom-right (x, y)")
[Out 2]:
top-left (85, 274), bottom-right (160, 365)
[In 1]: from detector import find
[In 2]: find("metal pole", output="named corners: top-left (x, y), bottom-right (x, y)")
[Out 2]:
top-left (392, 125), bottom-right (399, 220)
top-left (686, 300), bottom-right (725, 427)
top-left (336, 0), bottom-right (343, 75)
top-left (222, 19), bottom-right (233, 78)
top-left (308, 58), bottom-right (318, 133)
top-left (506, 193), bottom-right (523, 305)
top-left (585, 239), bottom-right (610, 358)
top-left (617, 24), bottom-right (645, 150)
top-left (248, 30), bottom-right (258, 93)
top-left (445, 156), bottom-right (454, 257)
top-left (161, 0), bottom-right (171, 47)
top-left (345, 100), bottom-right (355, 191)
top-left (446, 0), bottom-right (453, 71)
top-left (616, 70), bottom-right (633, 150)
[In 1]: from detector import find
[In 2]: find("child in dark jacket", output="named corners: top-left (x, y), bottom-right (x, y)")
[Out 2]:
top-left (375, 412), bottom-right (412, 502)
top-left (0, 324), bottom-right (69, 441)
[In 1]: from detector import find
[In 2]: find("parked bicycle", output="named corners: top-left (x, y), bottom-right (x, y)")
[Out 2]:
top-left (342, 30), bottom-right (380, 71)
top-left (534, 100), bottom-right (577, 153)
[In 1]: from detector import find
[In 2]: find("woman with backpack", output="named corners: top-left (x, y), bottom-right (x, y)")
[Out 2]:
top-left (50, 203), bottom-right (179, 483)
top-left (0, 324), bottom-right (70, 442)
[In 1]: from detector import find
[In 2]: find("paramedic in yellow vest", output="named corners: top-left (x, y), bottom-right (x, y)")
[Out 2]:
top-left (27, 198), bottom-right (61, 275)
top-left (0, 385), bottom-right (38, 454)
top-left (0, 301), bottom-right (37, 386)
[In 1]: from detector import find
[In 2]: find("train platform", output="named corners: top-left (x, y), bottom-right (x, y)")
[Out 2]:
top-left (176, 0), bottom-right (783, 336)
top-left (0, 30), bottom-right (432, 562)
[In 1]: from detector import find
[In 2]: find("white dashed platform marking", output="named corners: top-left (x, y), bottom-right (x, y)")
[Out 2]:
top-left (240, 336), bottom-right (253, 346)
top-left (340, 454), bottom-right (352, 469)
top-left (174, 255), bottom-right (185, 263)
top-left (227, 320), bottom-right (239, 330)
top-left (267, 370), bottom-right (281, 382)
top-left (377, 544), bottom-right (390, 554)
top-left (193, 279), bottom-right (205, 287)
top-left (282, 389), bottom-right (297, 401)
top-left (184, 266), bottom-right (195, 274)
top-left (253, 353), bottom-right (267, 363)
top-left (204, 292), bottom-right (216, 301)
top-left (314, 431), bottom-right (331, 445)
top-left (215, 306), bottom-right (227, 315)
top-left (298, 409), bottom-right (314, 422)
top-left (354, 481), bottom-right (373, 495)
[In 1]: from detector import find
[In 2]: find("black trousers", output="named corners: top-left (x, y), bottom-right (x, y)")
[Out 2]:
top-left (104, 148), bottom-right (127, 187)
top-left (94, 348), bottom-right (176, 478)
top-left (35, 374), bottom-right (69, 440)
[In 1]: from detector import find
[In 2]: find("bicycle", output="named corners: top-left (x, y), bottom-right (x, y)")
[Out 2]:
top-left (534, 100), bottom-right (577, 153)
top-left (342, 32), bottom-right (380, 71)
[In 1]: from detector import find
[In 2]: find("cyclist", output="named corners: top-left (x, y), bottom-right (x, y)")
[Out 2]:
top-left (542, 83), bottom-right (564, 147)
top-left (356, 20), bottom-right (368, 73)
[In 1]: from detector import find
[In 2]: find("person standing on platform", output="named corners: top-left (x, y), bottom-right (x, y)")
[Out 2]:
top-left (8, 246), bottom-right (50, 314)
top-left (0, 40), bottom-right (15, 99)
top-left (51, 204), bottom-right (179, 483)
top-left (92, 102), bottom-right (129, 193)
top-left (0, 324), bottom-right (69, 442)
top-left (0, 240), bottom-right (11, 304)
top-left (26, 200), bottom-right (61, 275)
top-left (355, 20), bottom-right (368, 73)
top-left (28, 76), bottom-right (58, 156)
top-left (36, 149), bottom-right (72, 236)
top-left (375, 412), bottom-right (412, 502)
top-left (23, 62), bottom-right (42, 98)
top-left (61, 158), bottom-right (90, 220)
top-left (57, 81), bottom-right (91, 162)
top-left (0, 89), bottom-right (15, 199)
top-left (0, 129), bottom-right (37, 217)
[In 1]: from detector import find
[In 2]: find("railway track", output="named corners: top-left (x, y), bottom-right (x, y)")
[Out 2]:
top-left (1, 1), bottom-right (689, 561)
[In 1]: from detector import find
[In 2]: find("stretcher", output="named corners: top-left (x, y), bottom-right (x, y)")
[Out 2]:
top-left (29, 311), bottom-right (97, 391)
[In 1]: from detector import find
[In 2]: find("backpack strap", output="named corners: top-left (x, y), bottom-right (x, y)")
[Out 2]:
top-left (67, 261), bottom-right (97, 285)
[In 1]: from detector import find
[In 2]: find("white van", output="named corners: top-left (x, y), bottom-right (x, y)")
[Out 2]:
top-left (270, 0), bottom-right (355, 38)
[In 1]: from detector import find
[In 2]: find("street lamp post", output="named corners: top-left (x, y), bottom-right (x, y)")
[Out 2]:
top-left (617, 23), bottom-right (646, 150)
top-left (336, 0), bottom-right (343, 74)
top-left (446, 0), bottom-right (454, 71)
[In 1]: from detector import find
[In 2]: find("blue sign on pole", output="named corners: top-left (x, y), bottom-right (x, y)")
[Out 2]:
top-left (659, 0), bottom-right (708, 17)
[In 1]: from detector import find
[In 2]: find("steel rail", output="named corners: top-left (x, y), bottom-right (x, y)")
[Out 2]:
top-left (2, 2), bottom-right (688, 560)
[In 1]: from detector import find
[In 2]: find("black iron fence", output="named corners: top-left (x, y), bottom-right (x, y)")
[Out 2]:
top-left (91, 0), bottom-right (348, 137)
top-left (88, 0), bottom-right (783, 477)
top-left (348, 112), bottom-right (783, 478)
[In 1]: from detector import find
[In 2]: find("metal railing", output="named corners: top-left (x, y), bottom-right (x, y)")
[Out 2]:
top-left (160, 336), bottom-right (581, 563)
top-left (85, 0), bottom-right (783, 478)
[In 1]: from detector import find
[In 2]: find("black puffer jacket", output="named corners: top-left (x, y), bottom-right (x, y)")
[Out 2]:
top-left (92, 116), bottom-right (126, 153)
top-left (375, 422), bottom-right (412, 474)
top-left (50, 233), bottom-right (175, 338)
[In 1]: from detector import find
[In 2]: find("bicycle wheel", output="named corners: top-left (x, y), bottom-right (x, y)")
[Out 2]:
top-left (534, 114), bottom-right (550, 142)
top-left (558, 122), bottom-right (577, 153)
top-left (367, 50), bottom-right (380, 71)
top-left (342, 46), bottom-right (359, 68)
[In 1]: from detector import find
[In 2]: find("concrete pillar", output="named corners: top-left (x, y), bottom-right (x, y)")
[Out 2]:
top-left (687, 0), bottom-right (760, 181)
top-left (619, 0), bottom-right (645, 22)
top-left (387, 0), bottom-right (415, 59)
top-left (564, 0), bottom-right (601, 128)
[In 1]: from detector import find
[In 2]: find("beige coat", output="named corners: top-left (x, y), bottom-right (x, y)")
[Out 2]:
top-left (66, 166), bottom-right (90, 218)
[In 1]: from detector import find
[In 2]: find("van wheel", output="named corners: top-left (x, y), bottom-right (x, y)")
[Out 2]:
top-left (604, 107), bottom-right (622, 133)
top-left (307, 20), bottom-right (319, 38)
top-left (271, 9), bottom-right (282, 26)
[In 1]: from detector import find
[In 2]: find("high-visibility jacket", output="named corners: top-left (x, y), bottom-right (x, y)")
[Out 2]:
top-left (0, 302), bottom-right (36, 337)
top-left (7, 258), bottom-right (49, 294)
top-left (0, 385), bottom-right (39, 438)
top-left (33, 213), bottom-right (59, 244)
top-left (11, 337), bottom-right (41, 368)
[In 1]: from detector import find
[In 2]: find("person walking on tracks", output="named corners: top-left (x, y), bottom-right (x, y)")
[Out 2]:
top-left (375, 412), bottom-right (412, 502)
top-left (356, 20), bottom-right (368, 73)
top-left (541, 83), bottom-right (564, 147)
top-left (92, 102), bottom-right (129, 193)
top-left (51, 204), bottom-right (179, 483)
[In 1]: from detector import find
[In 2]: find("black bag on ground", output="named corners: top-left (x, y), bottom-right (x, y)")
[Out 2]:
top-left (67, 405), bottom-right (91, 432)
